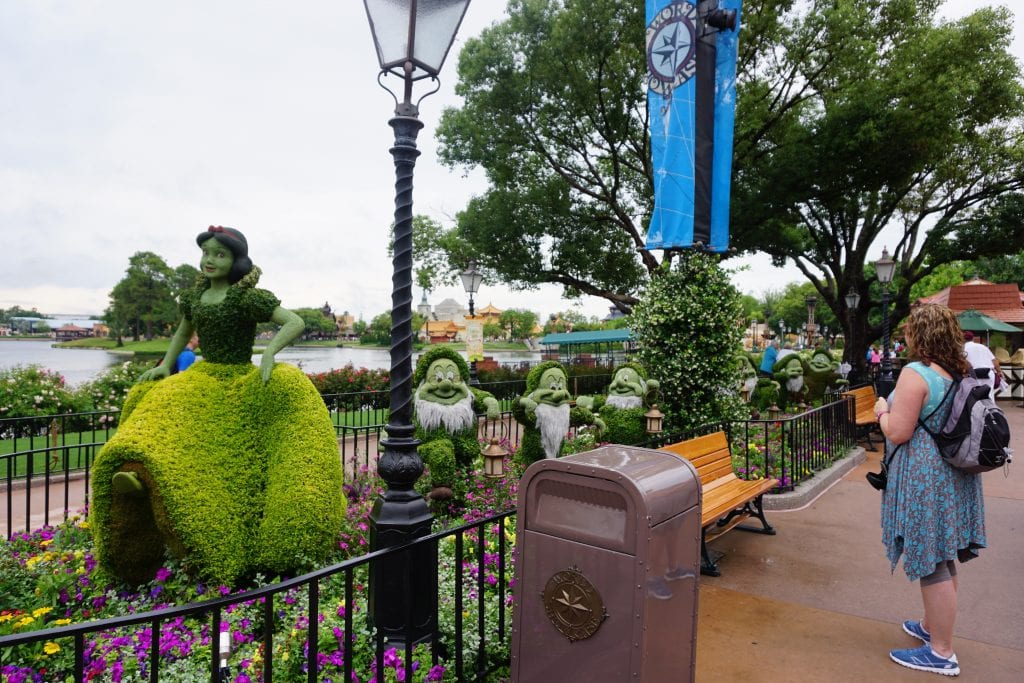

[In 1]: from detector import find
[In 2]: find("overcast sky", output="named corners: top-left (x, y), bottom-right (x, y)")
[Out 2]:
top-left (1, 1), bottom-right (1020, 321)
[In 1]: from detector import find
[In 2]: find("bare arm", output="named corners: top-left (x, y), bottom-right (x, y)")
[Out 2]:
top-left (137, 319), bottom-right (195, 383)
top-left (259, 306), bottom-right (304, 383)
top-left (875, 367), bottom-right (928, 445)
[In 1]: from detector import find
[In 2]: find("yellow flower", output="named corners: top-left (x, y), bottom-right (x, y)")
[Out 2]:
top-left (43, 642), bottom-right (61, 655)
top-left (32, 606), bottom-right (53, 618)
top-left (15, 616), bottom-right (34, 628)
top-left (54, 618), bottom-right (72, 626)
top-left (0, 614), bottom-right (14, 623)
top-left (77, 520), bottom-right (90, 529)
top-left (39, 539), bottom-right (53, 548)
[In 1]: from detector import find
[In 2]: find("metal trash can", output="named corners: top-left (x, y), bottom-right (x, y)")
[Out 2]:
top-left (510, 445), bottom-right (702, 682)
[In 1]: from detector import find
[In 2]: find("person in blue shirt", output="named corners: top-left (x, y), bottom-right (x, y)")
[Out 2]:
top-left (175, 334), bottom-right (199, 372)
top-left (759, 340), bottom-right (779, 376)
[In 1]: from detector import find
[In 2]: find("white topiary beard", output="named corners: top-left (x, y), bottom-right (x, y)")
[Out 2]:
top-left (742, 377), bottom-right (757, 394)
top-left (606, 395), bottom-right (642, 409)
top-left (786, 377), bottom-right (804, 394)
top-left (414, 391), bottom-right (475, 433)
top-left (535, 402), bottom-right (570, 459)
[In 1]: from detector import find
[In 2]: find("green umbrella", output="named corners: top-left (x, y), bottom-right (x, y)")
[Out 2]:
top-left (956, 309), bottom-right (1020, 333)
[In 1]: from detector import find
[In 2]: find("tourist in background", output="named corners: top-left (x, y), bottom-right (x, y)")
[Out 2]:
top-left (963, 331), bottom-right (999, 400)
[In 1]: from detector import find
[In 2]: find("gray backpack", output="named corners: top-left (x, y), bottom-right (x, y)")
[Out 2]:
top-left (918, 374), bottom-right (1013, 474)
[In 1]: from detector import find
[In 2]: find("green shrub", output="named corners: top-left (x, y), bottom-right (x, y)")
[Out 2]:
top-left (630, 252), bottom-right (748, 436)
top-left (79, 360), bottom-right (150, 415)
top-left (0, 365), bottom-right (86, 421)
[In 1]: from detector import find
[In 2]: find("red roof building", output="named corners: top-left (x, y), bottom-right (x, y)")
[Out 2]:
top-left (919, 277), bottom-right (1024, 325)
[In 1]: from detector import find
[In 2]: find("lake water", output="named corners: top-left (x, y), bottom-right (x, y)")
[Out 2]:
top-left (0, 340), bottom-right (541, 386)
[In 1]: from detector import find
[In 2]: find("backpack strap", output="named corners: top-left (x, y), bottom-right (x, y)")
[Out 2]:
top-left (915, 367), bottom-right (959, 441)
top-left (880, 365), bottom-right (958, 473)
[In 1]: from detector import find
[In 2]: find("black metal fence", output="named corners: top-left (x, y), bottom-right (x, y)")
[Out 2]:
top-left (648, 396), bottom-right (858, 492)
top-left (0, 509), bottom-right (515, 683)
top-left (2, 383), bottom-right (862, 539)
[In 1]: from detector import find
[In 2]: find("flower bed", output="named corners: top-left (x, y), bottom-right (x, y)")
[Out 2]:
top-left (1, 454), bottom-right (519, 682)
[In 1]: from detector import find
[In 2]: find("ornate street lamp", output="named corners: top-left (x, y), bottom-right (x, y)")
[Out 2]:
top-left (874, 247), bottom-right (897, 397)
top-left (460, 260), bottom-right (483, 385)
top-left (363, 0), bottom-right (471, 646)
top-left (844, 287), bottom-right (861, 380)
top-left (805, 295), bottom-right (818, 348)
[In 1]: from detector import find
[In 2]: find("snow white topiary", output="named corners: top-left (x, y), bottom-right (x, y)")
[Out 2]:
top-left (91, 227), bottom-right (345, 584)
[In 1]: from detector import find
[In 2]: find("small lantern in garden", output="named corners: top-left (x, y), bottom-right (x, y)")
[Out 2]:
top-left (768, 404), bottom-right (781, 420)
top-left (482, 437), bottom-right (508, 478)
top-left (644, 404), bottom-right (665, 434)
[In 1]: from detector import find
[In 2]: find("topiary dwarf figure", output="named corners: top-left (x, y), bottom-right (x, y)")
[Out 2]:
top-left (735, 352), bottom-right (759, 402)
top-left (577, 362), bottom-right (659, 445)
top-left (804, 348), bottom-right (848, 402)
top-left (772, 352), bottom-right (808, 410)
top-left (413, 346), bottom-right (499, 500)
top-left (513, 361), bottom-right (602, 465)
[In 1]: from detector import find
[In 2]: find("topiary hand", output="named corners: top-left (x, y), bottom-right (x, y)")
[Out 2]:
top-left (260, 354), bottom-right (275, 384)
top-left (137, 364), bottom-right (170, 384)
top-left (482, 396), bottom-right (500, 419)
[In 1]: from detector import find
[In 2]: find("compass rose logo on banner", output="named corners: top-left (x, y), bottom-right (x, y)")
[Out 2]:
top-left (646, 1), bottom-right (698, 96)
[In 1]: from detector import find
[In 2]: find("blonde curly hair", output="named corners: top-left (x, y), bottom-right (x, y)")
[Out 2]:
top-left (904, 303), bottom-right (971, 376)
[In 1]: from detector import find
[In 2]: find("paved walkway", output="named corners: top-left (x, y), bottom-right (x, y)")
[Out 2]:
top-left (695, 401), bottom-right (1024, 681)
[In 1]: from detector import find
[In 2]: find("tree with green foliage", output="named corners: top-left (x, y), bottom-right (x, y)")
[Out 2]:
top-left (418, 0), bottom-right (1023, 373)
top-left (292, 308), bottom-right (337, 340)
top-left (172, 264), bottom-right (201, 297)
top-left (631, 252), bottom-right (748, 437)
top-left (499, 308), bottom-right (538, 341)
top-left (106, 251), bottom-right (178, 341)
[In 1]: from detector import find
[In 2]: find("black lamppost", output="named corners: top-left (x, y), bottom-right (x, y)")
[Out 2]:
top-left (460, 260), bottom-right (483, 385)
top-left (875, 247), bottom-right (897, 397)
top-left (844, 287), bottom-right (861, 380)
top-left (805, 295), bottom-right (818, 348)
top-left (363, 0), bottom-right (471, 646)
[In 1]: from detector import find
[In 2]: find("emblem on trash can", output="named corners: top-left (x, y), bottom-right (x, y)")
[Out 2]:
top-left (542, 566), bottom-right (608, 642)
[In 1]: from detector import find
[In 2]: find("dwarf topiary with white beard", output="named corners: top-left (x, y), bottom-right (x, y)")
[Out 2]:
top-left (512, 361), bottom-right (601, 465)
top-left (576, 362), bottom-right (658, 445)
top-left (413, 346), bottom-right (499, 499)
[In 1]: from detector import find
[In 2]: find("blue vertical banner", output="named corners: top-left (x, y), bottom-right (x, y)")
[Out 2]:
top-left (710, 0), bottom-right (742, 252)
top-left (644, 1), bottom-right (741, 253)
top-left (644, 0), bottom-right (699, 251)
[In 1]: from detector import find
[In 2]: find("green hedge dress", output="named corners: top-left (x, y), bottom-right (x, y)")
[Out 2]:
top-left (91, 273), bottom-right (345, 584)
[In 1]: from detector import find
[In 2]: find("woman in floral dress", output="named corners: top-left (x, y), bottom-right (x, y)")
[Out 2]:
top-left (875, 303), bottom-right (985, 676)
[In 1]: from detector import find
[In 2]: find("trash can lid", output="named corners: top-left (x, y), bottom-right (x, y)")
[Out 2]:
top-left (522, 444), bottom-right (700, 527)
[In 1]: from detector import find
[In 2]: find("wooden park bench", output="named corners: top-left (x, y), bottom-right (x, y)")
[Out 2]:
top-left (659, 431), bottom-right (777, 576)
top-left (842, 385), bottom-right (880, 450)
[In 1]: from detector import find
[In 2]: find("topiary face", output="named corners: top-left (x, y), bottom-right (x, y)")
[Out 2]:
top-left (808, 350), bottom-right (836, 374)
top-left (200, 237), bottom-right (234, 282)
top-left (417, 358), bottom-right (470, 406)
top-left (608, 366), bottom-right (646, 398)
top-left (528, 367), bottom-right (570, 406)
top-left (779, 356), bottom-right (803, 380)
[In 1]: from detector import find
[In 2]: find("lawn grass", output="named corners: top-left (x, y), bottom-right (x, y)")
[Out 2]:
top-left (1, 428), bottom-right (114, 477)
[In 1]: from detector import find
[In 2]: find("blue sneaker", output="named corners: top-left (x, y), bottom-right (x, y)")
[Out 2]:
top-left (903, 619), bottom-right (931, 643)
top-left (890, 644), bottom-right (960, 676)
